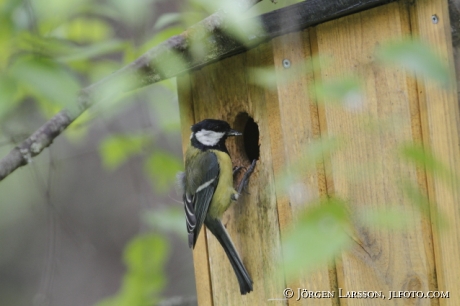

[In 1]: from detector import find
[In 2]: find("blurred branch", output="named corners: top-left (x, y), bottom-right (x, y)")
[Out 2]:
top-left (0, 0), bottom-right (265, 181)
top-left (0, 0), bottom-right (391, 181)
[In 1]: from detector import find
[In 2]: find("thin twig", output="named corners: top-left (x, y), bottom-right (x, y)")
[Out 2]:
top-left (0, 0), bottom-right (265, 181)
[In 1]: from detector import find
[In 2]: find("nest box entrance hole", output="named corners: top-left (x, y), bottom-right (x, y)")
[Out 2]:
top-left (233, 113), bottom-right (260, 164)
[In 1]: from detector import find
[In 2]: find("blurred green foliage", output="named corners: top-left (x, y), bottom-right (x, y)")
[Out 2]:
top-left (10, 56), bottom-right (79, 112)
top-left (282, 197), bottom-right (352, 279)
top-left (316, 78), bottom-right (364, 111)
top-left (376, 38), bottom-right (451, 86)
top-left (143, 207), bottom-right (187, 239)
top-left (1, 0), bottom-right (185, 303)
top-left (99, 134), bottom-right (151, 170)
top-left (96, 234), bottom-right (169, 306)
top-left (145, 151), bottom-right (183, 194)
top-left (0, 0), bottom-right (185, 194)
top-left (1, 0), bottom-right (458, 301)
top-left (400, 143), bottom-right (454, 182)
top-left (275, 137), bottom-right (339, 196)
top-left (276, 38), bottom-right (454, 282)
top-left (360, 207), bottom-right (415, 230)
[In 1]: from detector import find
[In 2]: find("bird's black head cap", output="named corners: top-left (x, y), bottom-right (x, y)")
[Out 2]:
top-left (190, 119), bottom-right (241, 152)
top-left (191, 119), bottom-right (231, 133)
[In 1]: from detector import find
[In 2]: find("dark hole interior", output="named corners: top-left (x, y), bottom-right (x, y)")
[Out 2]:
top-left (233, 113), bottom-right (260, 163)
top-left (243, 116), bottom-right (259, 161)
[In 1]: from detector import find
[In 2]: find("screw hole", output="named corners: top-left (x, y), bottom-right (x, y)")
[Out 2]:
top-left (431, 14), bottom-right (438, 24)
top-left (282, 59), bottom-right (291, 69)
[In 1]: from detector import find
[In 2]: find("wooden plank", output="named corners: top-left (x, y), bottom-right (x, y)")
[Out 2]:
top-left (0, 0), bottom-right (402, 183)
top-left (172, 0), bottom-right (401, 78)
top-left (148, 0), bottom-right (401, 84)
top-left (398, 2), bottom-right (440, 303)
top-left (410, 0), bottom-right (460, 304)
top-left (449, 0), bottom-right (460, 50)
top-left (270, 31), bottom-right (337, 306)
top-left (259, 0), bottom-right (396, 38)
top-left (177, 74), bottom-right (214, 306)
top-left (315, 3), bottom-right (437, 305)
top-left (187, 42), bottom-right (285, 305)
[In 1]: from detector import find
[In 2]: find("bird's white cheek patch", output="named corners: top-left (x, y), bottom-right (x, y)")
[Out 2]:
top-left (195, 130), bottom-right (225, 146)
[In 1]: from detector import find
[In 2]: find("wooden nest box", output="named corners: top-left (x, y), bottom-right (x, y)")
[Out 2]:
top-left (177, 0), bottom-right (460, 305)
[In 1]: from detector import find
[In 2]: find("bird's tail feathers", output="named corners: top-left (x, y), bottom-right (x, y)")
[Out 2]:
top-left (205, 218), bottom-right (253, 295)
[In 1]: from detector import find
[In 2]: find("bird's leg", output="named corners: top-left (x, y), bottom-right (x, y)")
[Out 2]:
top-left (236, 159), bottom-right (257, 195)
top-left (231, 160), bottom-right (257, 201)
top-left (233, 166), bottom-right (243, 177)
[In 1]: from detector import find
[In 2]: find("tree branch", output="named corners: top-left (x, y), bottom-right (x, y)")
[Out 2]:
top-left (0, 0), bottom-right (264, 181)
top-left (0, 0), bottom-right (392, 181)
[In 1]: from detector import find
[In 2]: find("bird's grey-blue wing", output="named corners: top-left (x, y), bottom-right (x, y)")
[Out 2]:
top-left (183, 151), bottom-right (219, 248)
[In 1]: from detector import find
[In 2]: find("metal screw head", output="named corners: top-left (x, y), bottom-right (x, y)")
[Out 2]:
top-left (432, 14), bottom-right (438, 24)
top-left (282, 59), bottom-right (291, 69)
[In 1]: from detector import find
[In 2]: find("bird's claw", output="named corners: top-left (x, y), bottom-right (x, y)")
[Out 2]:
top-left (236, 159), bottom-right (257, 196)
top-left (233, 166), bottom-right (243, 177)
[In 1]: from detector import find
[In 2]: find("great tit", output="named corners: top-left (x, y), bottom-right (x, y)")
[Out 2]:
top-left (177, 119), bottom-right (257, 295)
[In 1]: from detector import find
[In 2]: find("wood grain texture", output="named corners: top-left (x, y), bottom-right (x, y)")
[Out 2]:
top-left (315, 3), bottom-right (436, 305)
top-left (177, 74), bottom-right (214, 306)
top-left (411, 0), bottom-right (460, 304)
top-left (185, 42), bottom-right (285, 305)
top-left (259, 0), bottom-right (396, 38)
top-left (176, 0), bottom-right (460, 304)
top-left (271, 31), bottom-right (336, 306)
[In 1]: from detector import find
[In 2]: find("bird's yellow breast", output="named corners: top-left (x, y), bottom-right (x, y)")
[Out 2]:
top-left (207, 149), bottom-right (237, 218)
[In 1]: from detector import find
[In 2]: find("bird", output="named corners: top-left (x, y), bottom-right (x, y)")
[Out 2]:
top-left (177, 118), bottom-right (257, 295)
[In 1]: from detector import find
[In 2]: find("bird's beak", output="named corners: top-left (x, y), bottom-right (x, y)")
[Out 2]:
top-left (227, 129), bottom-right (242, 136)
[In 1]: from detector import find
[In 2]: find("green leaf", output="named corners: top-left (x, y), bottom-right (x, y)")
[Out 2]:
top-left (86, 60), bottom-right (122, 84)
top-left (249, 66), bottom-right (278, 90)
top-left (359, 208), bottom-right (412, 230)
top-left (124, 235), bottom-right (168, 277)
top-left (401, 180), bottom-right (430, 213)
top-left (32, 0), bottom-right (90, 33)
top-left (221, 12), bottom-right (263, 48)
top-left (57, 40), bottom-right (127, 63)
top-left (0, 74), bottom-right (18, 119)
top-left (316, 78), bottom-right (364, 110)
top-left (276, 137), bottom-right (339, 195)
top-left (65, 111), bottom-right (92, 143)
top-left (152, 49), bottom-right (187, 79)
top-left (153, 13), bottom-right (182, 30)
top-left (123, 26), bottom-right (184, 63)
top-left (399, 143), bottom-right (453, 182)
top-left (10, 57), bottom-right (79, 109)
top-left (16, 33), bottom-right (84, 58)
top-left (188, 0), bottom-right (264, 47)
top-left (400, 180), bottom-right (447, 230)
top-left (96, 234), bottom-right (169, 306)
top-left (156, 78), bottom-right (177, 93)
top-left (145, 151), bottom-right (183, 194)
top-left (143, 207), bottom-right (186, 239)
top-left (61, 17), bottom-right (113, 43)
top-left (147, 85), bottom-right (181, 133)
top-left (282, 197), bottom-right (351, 279)
top-left (99, 135), bottom-right (149, 170)
top-left (377, 39), bottom-right (451, 86)
top-left (106, 0), bottom-right (151, 27)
